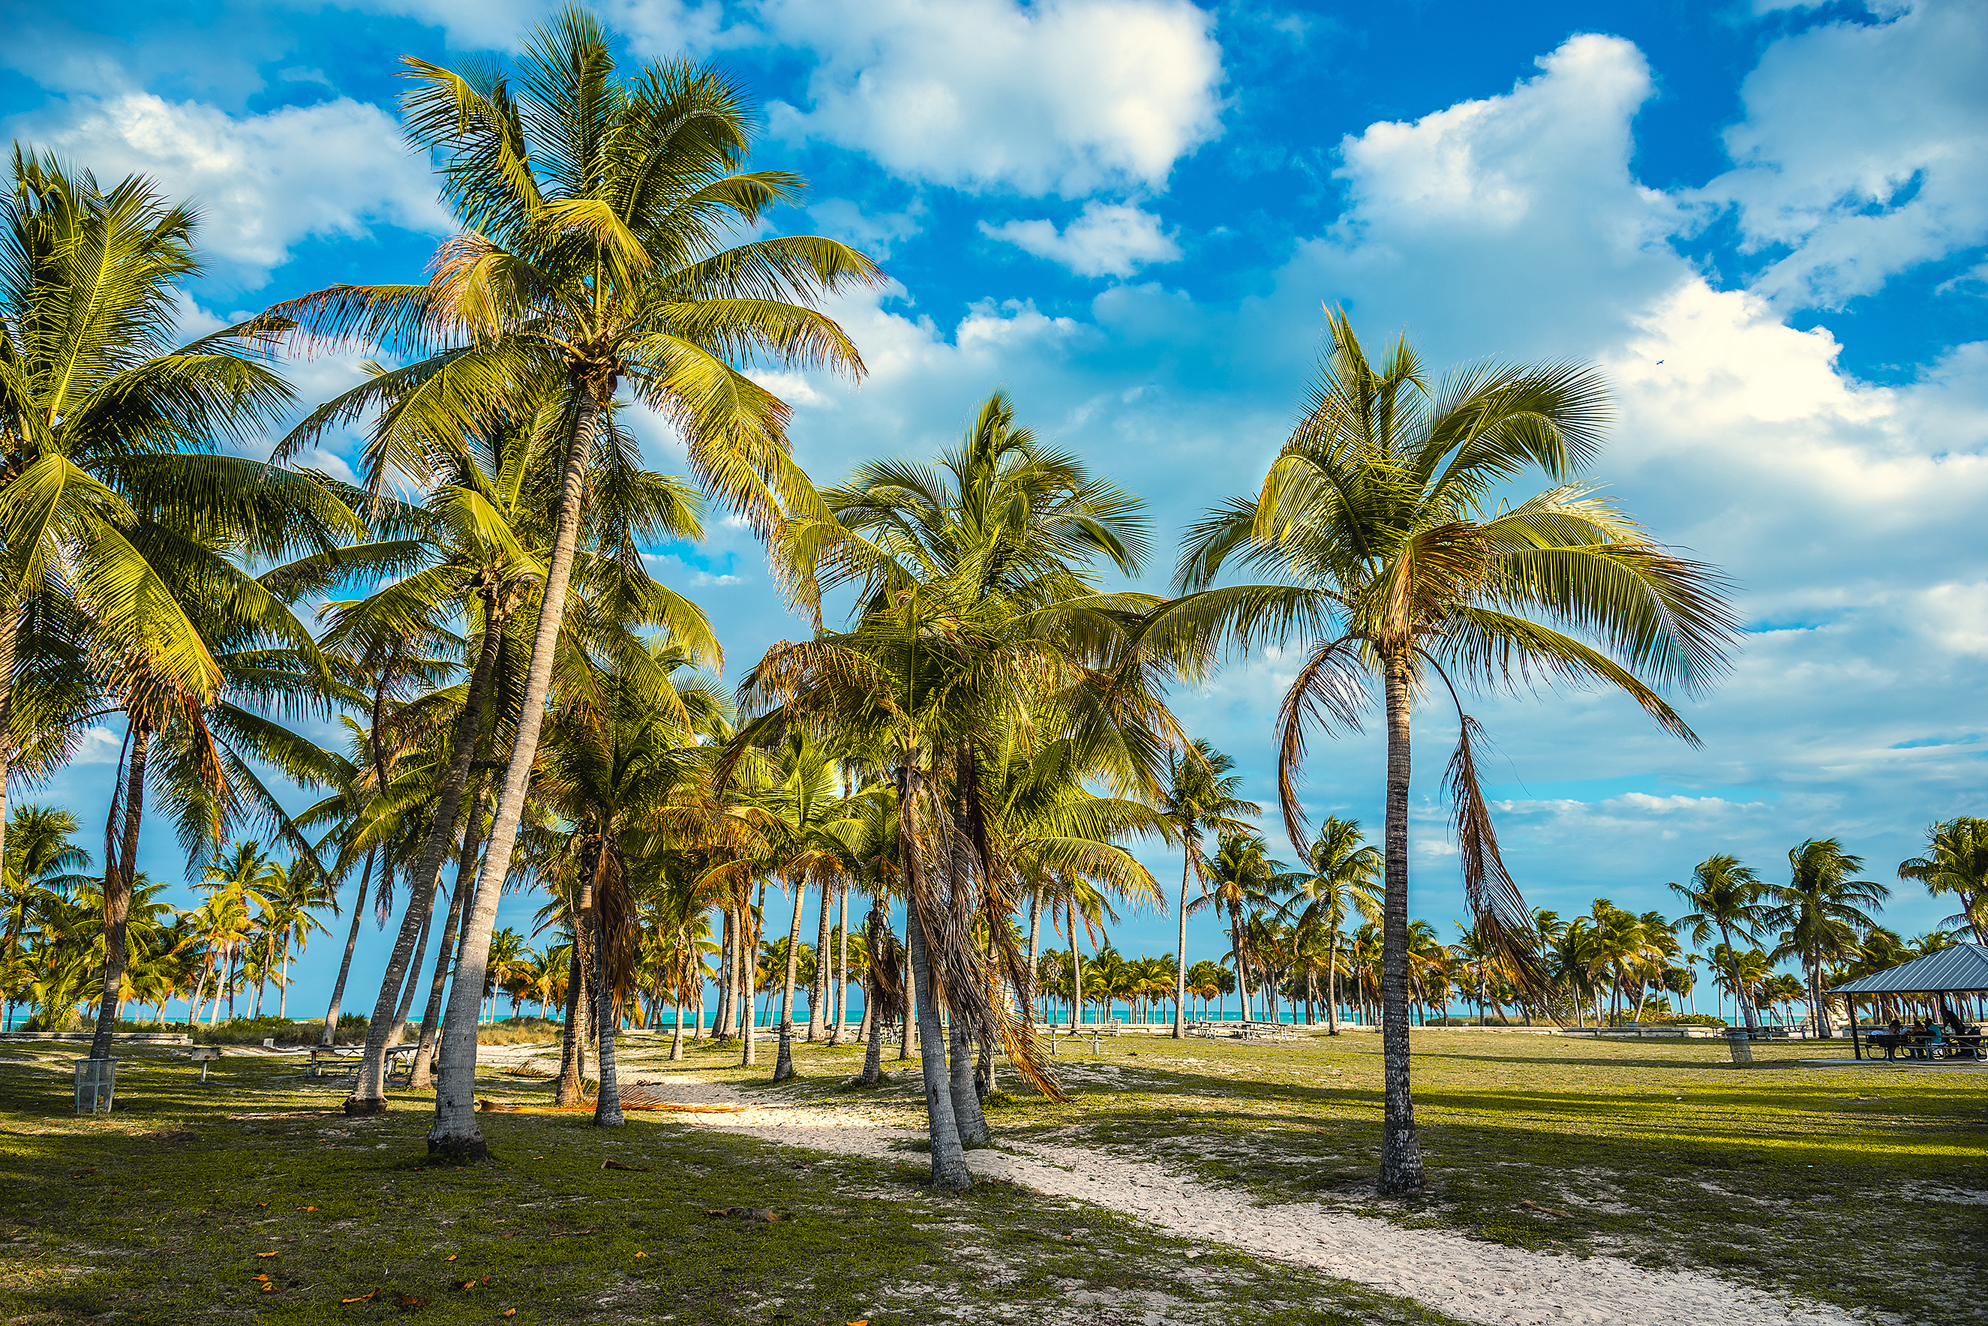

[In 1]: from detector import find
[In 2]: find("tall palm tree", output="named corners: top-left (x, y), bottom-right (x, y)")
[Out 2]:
top-left (1188, 831), bottom-right (1291, 1020)
top-left (1156, 741), bottom-right (1258, 1039)
top-left (1898, 819), bottom-right (1988, 946)
top-left (1280, 815), bottom-right (1380, 1034)
top-left (1767, 838), bottom-right (1887, 1038)
top-left (1161, 310), bottom-right (1736, 1191)
top-left (1, 805), bottom-right (93, 1030)
top-left (1669, 854), bottom-right (1770, 1030)
top-left (267, 8), bottom-right (878, 1161)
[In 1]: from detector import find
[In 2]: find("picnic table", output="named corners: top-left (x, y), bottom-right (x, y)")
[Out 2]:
top-left (303, 1044), bottom-right (424, 1081)
top-left (1867, 1030), bottom-right (1984, 1061)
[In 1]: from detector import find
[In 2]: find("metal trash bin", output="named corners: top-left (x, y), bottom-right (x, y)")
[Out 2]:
top-left (1722, 1028), bottom-right (1753, 1064)
top-left (74, 1058), bottom-right (116, 1114)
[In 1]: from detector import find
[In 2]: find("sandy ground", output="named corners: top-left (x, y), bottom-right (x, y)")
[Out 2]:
top-left (621, 1068), bottom-right (1860, 1326)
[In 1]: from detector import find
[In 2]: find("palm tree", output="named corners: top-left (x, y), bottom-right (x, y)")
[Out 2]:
top-left (1767, 839), bottom-right (1887, 1038)
top-left (1669, 854), bottom-right (1770, 1031)
top-left (1, 806), bottom-right (94, 1031)
top-left (1189, 831), bottom-right (1290, 1021)
top-left (267, 8), bottom-right (878, 1161)
top-left (0, 149), bottom-right (324, 879)
top-left (1280, 815), bottom-right (1380, 1034)
top-left (1898, 819), bottom-right (1988, 945)
top-left (1162, 310), bottom-right (1736, 1191)
top-left (1156, 741), bottom-right (1258, 1039)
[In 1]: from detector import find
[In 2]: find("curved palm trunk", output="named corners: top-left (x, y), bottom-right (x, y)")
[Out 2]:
top-left (1378, 654), bottom-right (1424, 1193)
top-left (351, 614), bottom-right (503, 1114)
top-left (1173, 849), bottom-right (1192, 1038)
top-left (87, 729), bottom-right (149, 1063)
top-left (740, 886), bottom-right (762, 1067)
top-left (410, 777), bottom-right (489, 1089)
top-left (773, 880), bottom-right (806, 1081)
top-left (859, 963), bottom-right (883, 1084)
top-left (1718, 923), bottom-right (1759, 1031)
top-left (1024, 890), bottom-right (1042, 1026)
top-left (429, 397), bottom-right (601, 1160)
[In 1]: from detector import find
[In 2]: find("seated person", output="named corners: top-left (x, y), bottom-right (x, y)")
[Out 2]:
top-left (1882, 1018), bottom-right (1903, 1060)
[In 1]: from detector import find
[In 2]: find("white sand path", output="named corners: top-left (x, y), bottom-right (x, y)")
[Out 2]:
top-left (627, 1071), bottom-right (1862, 1326)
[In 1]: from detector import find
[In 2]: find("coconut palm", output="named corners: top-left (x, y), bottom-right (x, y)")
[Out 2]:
top-left (1279, 815), bottom-right (1380, 1034)
top-left (1188, 831), bottom-right (1291, 1020)
top-left (1162, 310), bottom-right (1736, 1190)
top-left (1898, 819), bottom-right (1988, 946)
top-left (1766, 839), bottom-right (1887, 1038)
top-left (1669, 854), bottom-right (1770, 1031)
top-left (1156, 741), bottom-right (1258, 1039)
top-left (266, 8), bottom-right (878, 1160)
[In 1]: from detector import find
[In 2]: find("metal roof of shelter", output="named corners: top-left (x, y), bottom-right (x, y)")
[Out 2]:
top-left (1830, 943), bottom-right (1988, 995)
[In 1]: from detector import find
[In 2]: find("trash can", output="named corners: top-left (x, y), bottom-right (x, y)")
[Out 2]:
top-left (1722, 1028), bottom-right (1753, 1065)
top-left (74, 1058), bottom-right (116, 1114)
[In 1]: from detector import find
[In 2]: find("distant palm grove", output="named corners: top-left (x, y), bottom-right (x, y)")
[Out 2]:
top-left (4, 8), bottom-right (1984, 1194)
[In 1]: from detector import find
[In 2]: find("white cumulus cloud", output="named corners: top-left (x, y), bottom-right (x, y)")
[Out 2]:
top-left (760, 0), bottom-right (1225, 196)
top-left (1700, 0), bottom-right (1988, 309)
top-left (4, 92), bottom-right (449, 287)
top-left (981, 202), bottom-right (1182, 278)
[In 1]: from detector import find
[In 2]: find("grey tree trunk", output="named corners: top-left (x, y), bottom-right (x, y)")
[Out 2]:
top-left (808, 880), bottom-right (831, 1042)
top-left (592, 892), bottom-right (624, 1127)
top-left (949, 1019), bottom-right (990, 1143)
top-left (829, 885), bottom-right (850, 1044)
top-left (0, 599), bottom-right (19, 893)
top-left (859, 968), bottom-right (882, 1083)
top-left (1326, 928), bottom-right (1340, 1035)
top-left (555, 883), bottom-right (593, 1108)
top-left (88, 728), bottom-right (149, 1063)
top-left (428, 393), bottom-right (599, 1161)
top-left (1377, 653), bottom-right (1424, 1193)
top-left (410, 777), bottom-right (489, 1089)
top-left (1025, 890), bottom-right (1042, 1027)
top-left (711, 907), bottom-right (734, 1042)
top-left (740, 889), bottom-right (761, 1067)
top-left (898, 939), bottom-right (915, 1060)
top-left (907, 901), bottom-right (970, 1190)
top-left (773, 880), bottom-right (806, 1081)
top-left (1173, 848), bottom-right (1193, 1038)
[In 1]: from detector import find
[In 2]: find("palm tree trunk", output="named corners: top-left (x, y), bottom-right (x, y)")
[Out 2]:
top-left (0, 595), bottom-right (22, 884)
top-left (429, 393), bottom-right (600, 1161)
top-left (410, 777), bottom-right (489, 1090)
top-left (1377, 652), bottom-right (1424, 1194)
top-left (1326, 928), bottom-right (1341, 1035)
top-left (740, 885), bottom-right (762, 1067)
top-left (1719, 924), bottom-right (1759, 1030)
top-left (557, 881), bottom-right (595, 1108)
top-left (860, 965), bottom-right (883, 1083)
top-left (774, 880), bottom-right (806, 1081)
top-left (809, 881), bottom-right (831, 1042)
top-left (951, 1019), bottom-right (990, 1141)
top-left (87, 728), bottom-right (149, 1063)
top-left (1024, 889), bottom-right (1042, 1026)
top-left (1172, 848), bottom-right (1192, 1039)
top-left (592, 883), bottom-right (624, 1128)
top-left (906, 894), bottom-right (970, 1190)
top-left (322, 849), bottom-right (377, 1046)
top-left (712, 907), bottom-right (734, 1042)
top-left (899, 939), bottom-right (915, 1060)
top-left (831, 884), bottom-right (851, 1043)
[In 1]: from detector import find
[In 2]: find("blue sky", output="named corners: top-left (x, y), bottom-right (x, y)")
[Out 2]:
top-left (5, 0), bottom-right (1984, 1016)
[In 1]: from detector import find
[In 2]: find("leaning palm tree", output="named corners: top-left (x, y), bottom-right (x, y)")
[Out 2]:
top-left (1156, 741), bottom-right (1258, 1038)
top-left (265, 7), bottom-right (878, 1160)
top-left (1766, 839), bottom-right (1887, 1038)
top-left (1159, 309), bottom-right (1737, 1192)
top-left (1898, 819), bottom-right (1988, 946)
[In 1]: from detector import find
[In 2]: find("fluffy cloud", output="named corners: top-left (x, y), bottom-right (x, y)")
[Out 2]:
top-left (761, 0), bottom-right (1225, 195)
top-left (4, 92), bottom-right (448, 286)
top-left (981, 202), bottom-right (1182, 278)
top-left (1701, 0), bottom-right (1988, 309)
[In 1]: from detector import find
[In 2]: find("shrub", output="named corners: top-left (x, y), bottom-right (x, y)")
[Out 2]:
top-left (192, 1017), bottom-right (405, 1047)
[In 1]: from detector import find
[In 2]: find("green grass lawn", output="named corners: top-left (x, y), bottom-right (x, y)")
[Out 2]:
top-left (0, 1037), bottom-right (1461, 1326)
